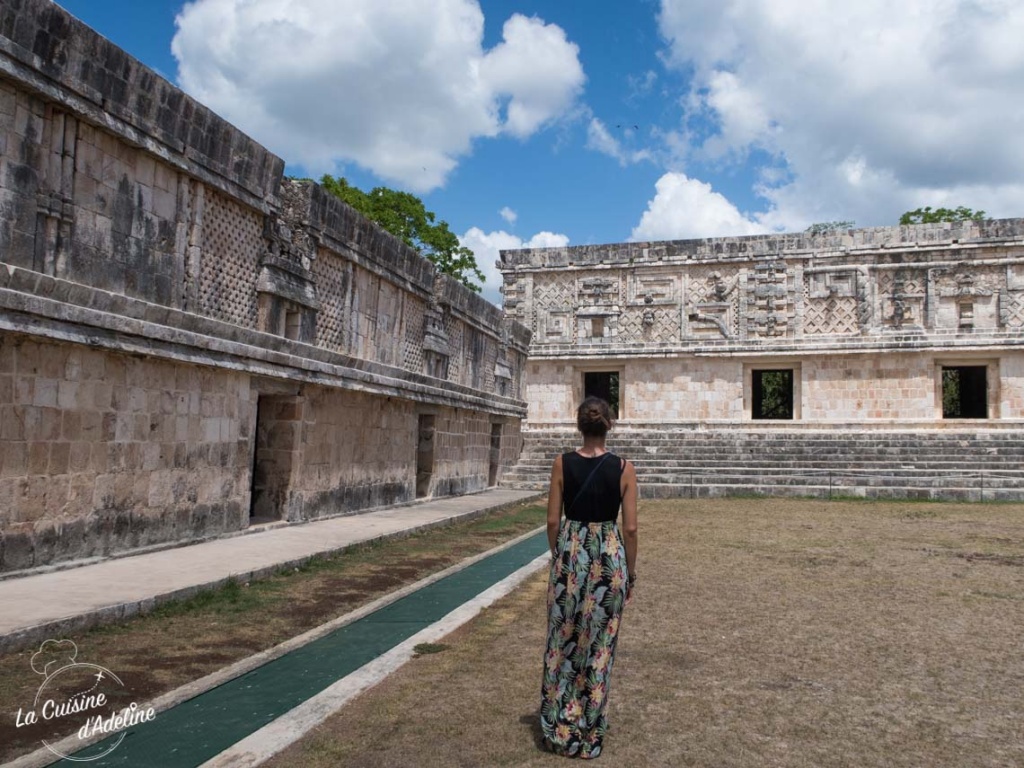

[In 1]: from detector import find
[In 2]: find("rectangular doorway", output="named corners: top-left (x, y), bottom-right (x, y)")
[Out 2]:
top-left (488, 423), bottom-right (502, 486)
top-left (583, 371), bottom-right (619, 418)
top-left (942, 366), bottom-right (988, 418)
top-left (249, 394), bottom-right (300, 524)
top-left (752, 369), bottom-right (794, 420)
top-left (416, 415), bottom-right (436, 498)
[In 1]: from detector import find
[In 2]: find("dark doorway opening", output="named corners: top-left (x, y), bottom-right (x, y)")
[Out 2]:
top-left (249, 394), bottom-right (300, 524)
top-left (752, 369), bottom-right (794, 420)
top-left (584, 371), bottom-right (619, 418)
top-left (488, 423), bottom-right (502, 487)
top-left (416, 415), bottom-right (436, 498)
top-left (942, 366), bottom-right (988, 418)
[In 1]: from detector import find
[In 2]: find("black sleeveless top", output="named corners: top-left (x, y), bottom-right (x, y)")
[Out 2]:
top-left (561, 452), bottom-right (624, 523)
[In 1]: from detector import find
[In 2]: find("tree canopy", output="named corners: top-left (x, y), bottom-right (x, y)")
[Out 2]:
top-left (899, 206), bottom-right (987, 225)
top-left (320, 175), bottom-right (484, 292)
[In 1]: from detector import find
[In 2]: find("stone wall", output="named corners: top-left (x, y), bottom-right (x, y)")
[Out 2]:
top-left (0, 336), bottom-right (253, 570)
top-left (502, 222), bottom-right (1024, 426)
top-left (0, 0), bottom-right (530, 572)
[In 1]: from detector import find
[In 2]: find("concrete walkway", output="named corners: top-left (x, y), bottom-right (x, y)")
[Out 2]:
top-left (0, 489), bottom-right (540, 654)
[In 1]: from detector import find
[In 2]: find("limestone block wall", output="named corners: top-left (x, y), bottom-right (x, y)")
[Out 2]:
top-left (0, 335), bottom-right (253, 570)
top-left (625, 359), bottom-right (746, 422)
top-left (525, 361), bottom-right (576, 423)
top-left (800, 354), bottom-right (937, 421)
top-left (428, 409), bottom-right (494, 497)
top-left (290, 390), bottom-right (525, 518)
top-left (0, 1), bottom-right (531, 572)
top-left (524, 351), bottom-right (1024, 426)
top-left (294, 388), bottom-right (416, 517)
top-left (998, 355), bottom-right (1024, 418)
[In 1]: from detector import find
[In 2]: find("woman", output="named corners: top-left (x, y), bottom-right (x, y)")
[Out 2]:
top-left (540, 396), bottom-right (638, 759)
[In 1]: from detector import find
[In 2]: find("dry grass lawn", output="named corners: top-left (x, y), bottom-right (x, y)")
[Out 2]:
top-left (266, 498), bottom-right (1024, 768)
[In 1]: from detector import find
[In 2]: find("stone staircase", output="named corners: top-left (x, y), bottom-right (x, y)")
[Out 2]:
top-left (502, 427), bottom-right (1024, 501)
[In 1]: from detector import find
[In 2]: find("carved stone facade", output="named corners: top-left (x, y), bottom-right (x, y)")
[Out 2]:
top-left (500, 221), bottom-right (1024, 427)
top-left (0, 0), bottom-right (529, 572)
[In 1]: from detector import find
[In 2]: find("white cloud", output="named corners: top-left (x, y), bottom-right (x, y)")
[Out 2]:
top-left (658, 0), bottom-right (1024, 228)
top-left (460, 227), bottom-right (570, 305)
top-left (631, 172), bottom-right (767, 241)
top-left (479, 15), bottom-right (585, 139)
top-left (499, 206), bottom-right (517, 225)
top-left (585, 118), bottom-right (653, 166)
top-left (172, 1), bottom-right (585, 192)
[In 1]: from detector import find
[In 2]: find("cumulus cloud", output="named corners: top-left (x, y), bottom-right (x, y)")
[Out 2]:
top-left (631, 172), bottom-right (767, 241)
top-left (460, 227), bottom-right (570, 305)
top-left (658, 0), bottom-right (1024, 228)
top-left (585, 118), bottom-right (653, 166)
top-left (172, 1), bottom-right (585, 192)
top-left (499, 206), bottom-right (517, 225)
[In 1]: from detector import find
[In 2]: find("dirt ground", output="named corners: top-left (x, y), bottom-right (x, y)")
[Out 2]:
top-left (0, 501), bottom-right (546, 763)
top-left (265, 498), bottom-right (1024, 768)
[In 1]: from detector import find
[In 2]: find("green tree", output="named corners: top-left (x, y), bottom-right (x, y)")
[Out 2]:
top-left (899, 206), bottom-right (987, 225)
top-left (320, 175), bottom-right (484, 292)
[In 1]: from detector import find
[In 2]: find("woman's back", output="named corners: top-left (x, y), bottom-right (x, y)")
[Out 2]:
top-left (561, 451), bottom-right (623, 523)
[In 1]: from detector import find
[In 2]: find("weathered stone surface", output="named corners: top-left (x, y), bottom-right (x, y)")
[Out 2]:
top-left (501, 222), bottom-right (1024, 425)
top-left (0, 1), bottom-right (530, 572)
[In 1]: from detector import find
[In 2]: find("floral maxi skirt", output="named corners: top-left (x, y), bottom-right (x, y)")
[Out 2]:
top-left (541, 519), bottom-right (628, 759)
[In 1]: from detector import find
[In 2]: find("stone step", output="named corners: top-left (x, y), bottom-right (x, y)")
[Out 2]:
top-left (507, 429), bottom-right (1024, 501)
top-left (499, 479), bottom-right (1018, 502)
top-left (522, 439), bottom-right (1024, 452)
top-left (515, 455), bottom-right (1024, 468)
top-left (503, 468), bottom-right (1024, 486)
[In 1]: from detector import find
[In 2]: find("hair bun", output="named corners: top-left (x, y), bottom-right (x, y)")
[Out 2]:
top-left (576, 397), bottom-right (612, 437)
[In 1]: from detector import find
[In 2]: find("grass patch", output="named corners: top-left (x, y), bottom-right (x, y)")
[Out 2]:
top-left (0, 500), bottom-right (545, 763)
top-left (264, 497), bottom-right (1024, 768)
top-left (412, 643), bottom-right (450, 656)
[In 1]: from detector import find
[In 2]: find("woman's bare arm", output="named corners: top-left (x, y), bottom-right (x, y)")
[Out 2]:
top-left (547, 454), bottom-right (564, 556)
top-left (621, 460), bottom-right (638, 578)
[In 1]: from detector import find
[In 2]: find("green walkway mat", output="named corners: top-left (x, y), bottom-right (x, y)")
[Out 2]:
top-left (54, 531), bottom-right (547, 767)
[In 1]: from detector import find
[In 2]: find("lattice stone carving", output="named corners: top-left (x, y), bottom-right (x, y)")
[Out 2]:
top-left (403, 295), bottom-right (426, 372)
top-left (804, 297), bottom-right (859, 335)
top-left (313, 248), bottom-right (348, 354)
top-left (619, 306), bottom-right (680, 342)
top-left (533, 274), bottom-right (576, 343)
top-left (198, 189), bottom-right (263, 328)
top-left (999, 292), bottom-right (1024, 328)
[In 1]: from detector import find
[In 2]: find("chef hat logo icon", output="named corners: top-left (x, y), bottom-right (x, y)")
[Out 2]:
top-left (30, 639), bottom-right (79, 678)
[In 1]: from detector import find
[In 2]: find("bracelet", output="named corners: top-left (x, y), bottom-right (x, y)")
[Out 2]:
top-left (627, 572), bottom-right (637, 586)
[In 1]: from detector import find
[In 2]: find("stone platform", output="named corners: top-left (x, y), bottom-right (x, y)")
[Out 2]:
top-left (503, 427), bottom-right (1024, 501)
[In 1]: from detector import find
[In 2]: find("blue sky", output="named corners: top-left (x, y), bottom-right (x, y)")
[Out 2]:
top-left (55, 0), bottom-right (1024, 304)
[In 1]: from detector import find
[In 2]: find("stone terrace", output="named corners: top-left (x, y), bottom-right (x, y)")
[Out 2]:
top-left (503, 427), bottom-right (1024, 501)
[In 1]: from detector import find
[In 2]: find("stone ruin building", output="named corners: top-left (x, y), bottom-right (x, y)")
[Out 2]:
top-left (0, 0), bottom-right (530, 572)
top-left (499, 218), bottom-right (1024, 499)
